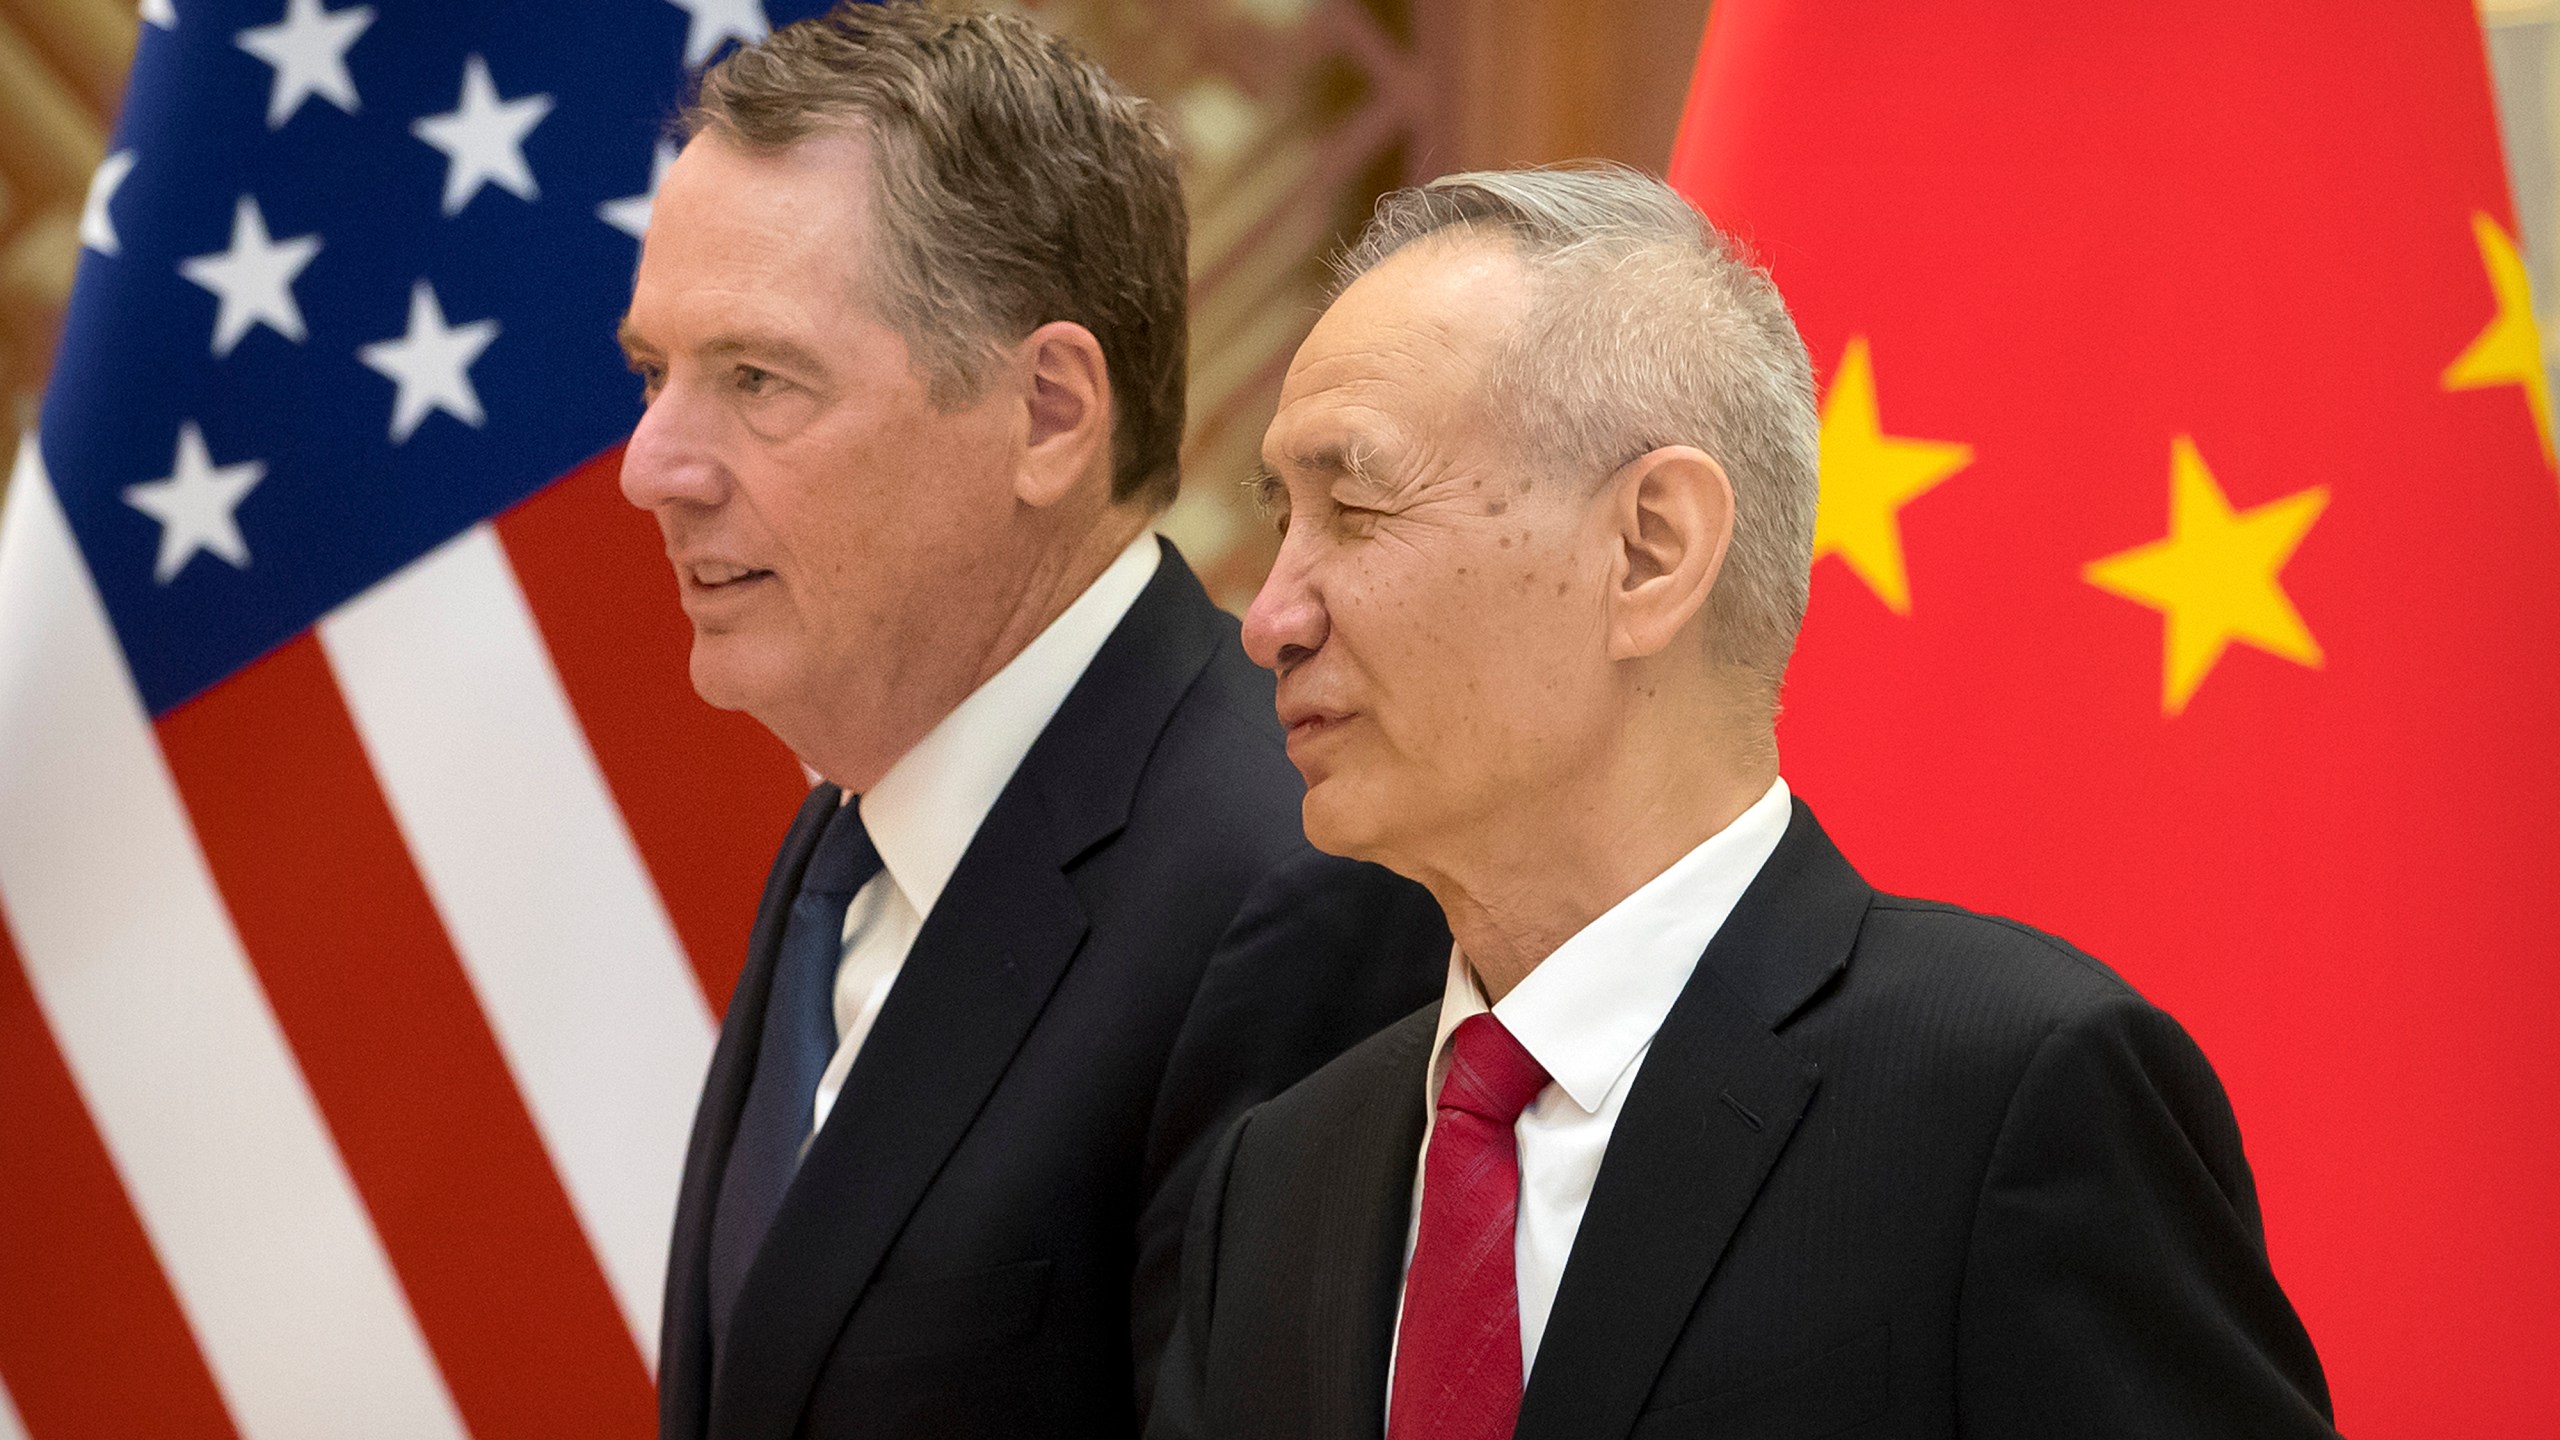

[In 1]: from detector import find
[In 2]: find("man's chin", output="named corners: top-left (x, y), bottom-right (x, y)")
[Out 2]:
top-left (686, 641), bottom-right (774, 717)
top-left (1299, 785), bottom-right (1401, 871)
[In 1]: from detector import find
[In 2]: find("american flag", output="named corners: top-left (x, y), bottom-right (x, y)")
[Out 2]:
top-left (0, 3), bottom-right (842, 1435)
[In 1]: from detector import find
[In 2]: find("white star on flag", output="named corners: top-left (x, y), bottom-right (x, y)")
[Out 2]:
top-left (123, 422), bottom-right (267, 583)
top-left (599, 143), bottom-right (676, 241)
top-left (141, 0), bottom-right (176, 28)
top-left (235, 0), bottom-right (375, 130)
top-left (359, 279), bottom-right (501, 443)
top-left (178, 195), bottom-right (323, 357)
top-left (412, 54), bottom-right (555, 217)
top-left (81, 150), bottom-right (137, 256)
top-left (667, 0), bottom-right (769, 67)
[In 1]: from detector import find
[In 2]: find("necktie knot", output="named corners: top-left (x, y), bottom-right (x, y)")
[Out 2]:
top-left (800, 798), bottom-right (884, 901)
top-left (1438, 1013), bottom-right (1548, 1127)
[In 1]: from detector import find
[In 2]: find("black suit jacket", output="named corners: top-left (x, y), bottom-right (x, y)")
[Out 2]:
top-left (1151, 800), bottom-right (2337, 1440)
top-left (660, 542), bottom-right (1448, 1440)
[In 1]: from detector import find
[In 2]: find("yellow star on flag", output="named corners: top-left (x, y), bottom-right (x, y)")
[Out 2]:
top-left (2084, 436), bottom-right (2328, 716)
top-left (2442, 210), bottom-right (2555, 473)
top-left (1814, 335), bottom-right (1973, 614)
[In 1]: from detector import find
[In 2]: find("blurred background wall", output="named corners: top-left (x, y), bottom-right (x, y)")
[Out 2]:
top-left (1, 0), bottom-right (133, 483)
top-left (0, 0), bottom-right (2549, 609)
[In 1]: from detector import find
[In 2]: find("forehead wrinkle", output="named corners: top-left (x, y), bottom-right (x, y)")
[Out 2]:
top-left (1277, 359), bottom-right (1508, 496)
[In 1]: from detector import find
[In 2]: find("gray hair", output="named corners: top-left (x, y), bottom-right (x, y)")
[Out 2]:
top-left (683, 1), bottom-right (1189, 511)
top-left (1337, 165), bottom-right (1820, 687)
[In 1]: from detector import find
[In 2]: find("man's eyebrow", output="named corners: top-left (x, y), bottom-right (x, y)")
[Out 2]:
top-left (1285, 440), bottom-right (1393, 494)
top-left (703, 332), bottom-right (831, 376)
top-left (613, 321), bottom-right (832, 378)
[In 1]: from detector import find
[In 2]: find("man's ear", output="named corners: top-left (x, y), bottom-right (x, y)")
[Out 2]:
top-left (1014, 320), bottom-right (1113, 509)
top-left (1604, 445), bottom-right (1734, 661)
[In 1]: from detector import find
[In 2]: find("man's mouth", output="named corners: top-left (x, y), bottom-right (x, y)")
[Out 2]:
top-left (1283, 709), bottom-right (1351, 739)
top-left (686, 561), bottom-right (773, 589)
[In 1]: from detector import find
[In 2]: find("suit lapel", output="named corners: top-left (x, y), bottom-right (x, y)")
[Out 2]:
top-left (1308, 1010), bottom-right (1436, 1438)
top-left (661, 782), bottom-right (837, 1439)
top-left (714, 795), bottom-right (1092, 1435)
top-left (708, 541), bottom-right (1230, 1439)
top-left (1513, 802), bottom-right (1873, 1440)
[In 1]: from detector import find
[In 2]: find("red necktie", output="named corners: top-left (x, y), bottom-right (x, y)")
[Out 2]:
top-left (1390, 1012), bottom-right (1552, 1440)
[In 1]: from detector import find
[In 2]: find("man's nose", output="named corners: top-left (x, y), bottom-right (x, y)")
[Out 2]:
top-left (618, 383), bottom-right (725, 513)
top-left (1242, 538), bottom-right (1329, 674)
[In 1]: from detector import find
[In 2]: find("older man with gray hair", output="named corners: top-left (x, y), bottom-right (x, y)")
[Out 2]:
top-left (1147, 166), bottom-right (2337, 1440)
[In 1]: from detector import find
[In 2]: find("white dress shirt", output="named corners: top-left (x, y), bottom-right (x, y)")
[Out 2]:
top-left (803, 533), bottom-right (1161, 1138)
top-left (1393, 776), bottom-right (1793, 1386)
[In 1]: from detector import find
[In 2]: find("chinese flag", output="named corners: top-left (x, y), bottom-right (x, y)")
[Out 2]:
top-left (1671, 3), bottom-right (2560, 1435)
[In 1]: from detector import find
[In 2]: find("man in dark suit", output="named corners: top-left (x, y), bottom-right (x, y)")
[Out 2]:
top-left (1149, 168), bottom-right (2338, 1439)
top-left (616, 7), bottom-right (1446, 1437)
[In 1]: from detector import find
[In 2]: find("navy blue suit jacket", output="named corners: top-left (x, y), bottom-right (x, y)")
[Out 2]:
top-left (659, 541), bottom-right (1448, 1440)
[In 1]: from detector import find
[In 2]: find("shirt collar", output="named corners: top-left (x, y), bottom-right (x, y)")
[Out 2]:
top-left (854, 534), bottom-right (1160, 918)
top-left (1428, 776), bottom-right (1793, 1118)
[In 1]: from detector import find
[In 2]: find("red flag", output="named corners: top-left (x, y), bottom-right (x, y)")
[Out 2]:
top-left (1672, 4), bottom-right (2560, 1434)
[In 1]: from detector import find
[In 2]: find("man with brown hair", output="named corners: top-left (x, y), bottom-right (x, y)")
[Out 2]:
top-left (618, 6), bottom-right (1445, 1437)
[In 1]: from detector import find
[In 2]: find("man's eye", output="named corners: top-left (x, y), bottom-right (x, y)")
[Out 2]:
top-left (1246, 474), bottom-right (1289, 535)
top-left (734, 364), bottom-right (779, 396)
top-left (629, 361), bottom-right (664, 400)
top-left (1334, 503), bottom-right (1384, 535)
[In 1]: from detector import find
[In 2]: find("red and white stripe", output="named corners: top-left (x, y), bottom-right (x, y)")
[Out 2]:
top-left (0, 439), bottom-right (810, 1439)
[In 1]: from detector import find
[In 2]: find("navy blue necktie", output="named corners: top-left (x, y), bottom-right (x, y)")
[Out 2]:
top-left (708, 798), bottom-right (882, 1358)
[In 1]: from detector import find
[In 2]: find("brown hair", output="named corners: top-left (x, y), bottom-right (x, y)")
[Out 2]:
top-left (684, 1), bottom-right (1188, 511)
